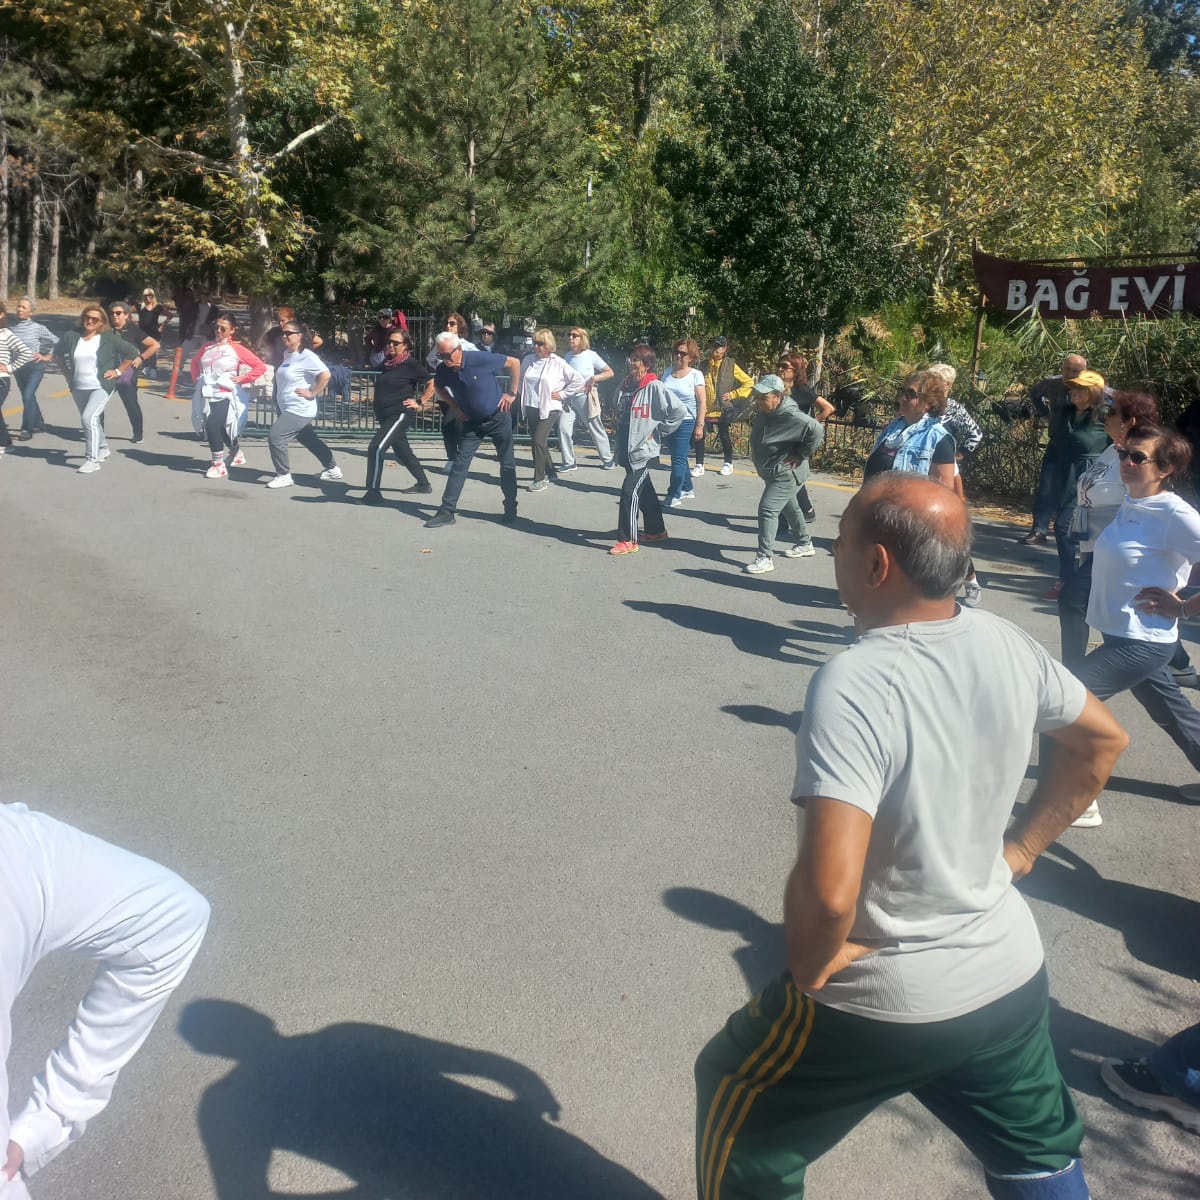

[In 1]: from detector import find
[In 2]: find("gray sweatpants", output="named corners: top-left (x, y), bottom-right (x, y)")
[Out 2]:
top-left (72, 386), bottom-right (112, 462)
top-left (757, 469), bottom-right (811, 557)
top-left (559, 394), bottom-right (612, 466)
top-left (268, 411), bottom-right (335, 475)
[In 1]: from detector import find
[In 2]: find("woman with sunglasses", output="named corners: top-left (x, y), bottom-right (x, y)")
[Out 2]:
top-left (519, 328), bottom-right (584, 492)
top-left (864, 371), bottom-right (956, 485)
top-left (56, 306), bottom-right (142, 474)
top-left (1069, 423), bottom-right (1200, 823)
top-left (266, 324), bottom-right (340, 489)
top-left (662, 339), bottom-right (707, 507)
top-left (362, 328), bottom-right (433, 502)
top-left (188, 314), bottom-right (267, 478)
top-left (136, 288), bottom-right (172, 379)
top-left (561, 327), bottom-right (615, 471)
top-left (107, 303), bottom-right (160, 443)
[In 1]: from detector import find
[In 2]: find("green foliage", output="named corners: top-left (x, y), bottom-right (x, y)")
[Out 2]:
top-left (655, 0), bottom-right (906, 341)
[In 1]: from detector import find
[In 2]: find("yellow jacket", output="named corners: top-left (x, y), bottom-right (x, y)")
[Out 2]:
top-left (704, 355), bottom-right (754, 412)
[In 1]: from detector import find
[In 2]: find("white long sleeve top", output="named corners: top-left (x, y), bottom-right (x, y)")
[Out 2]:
top-left (0, 804), bottom-right (209, 1189)
top-left (519, 353), bottom-right (585, 419)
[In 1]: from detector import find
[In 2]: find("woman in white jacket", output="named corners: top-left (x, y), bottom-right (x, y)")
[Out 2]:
top-left (519, 328), bottom-right (585, 493)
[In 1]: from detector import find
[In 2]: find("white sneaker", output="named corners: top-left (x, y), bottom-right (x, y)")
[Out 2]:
top-left (205, 460), bottom-right (228, 479)
top-left (99, 446), bottom-right (111, 461)
top-left (77, 459), bottom-right (102, 474)
top-left (320, 465), bottom-right (343, 481)
top-left (267, 473), bottom-right (294, 489)
top-left (961, 579), bottom-right (983, 607)
top-left (691, 464), bottom-right (705, 477)
top-left (230, 450), bottom-right (246, 466)
top-left (719, 462), bottom-right (733, 476)
top-left (1072, 801), bottom-right (1103, 828)
top-left (745, 555), bottom-right (775, 574)
top-left (783, 542), bottom-right (816, 558)
top-left (668, 497), bottom-right (683, 508)
top-left (680, 489), bottom-right (696, 499)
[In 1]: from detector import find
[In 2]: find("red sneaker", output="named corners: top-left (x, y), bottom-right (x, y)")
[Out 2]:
top-left (609, 541), bottom-right (639, 555)
top-left (1042, 580), bottom-right (1064, 601)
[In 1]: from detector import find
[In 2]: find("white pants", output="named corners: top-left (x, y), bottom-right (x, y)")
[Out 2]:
top-left (558, 394), bottom-right (612, 466)
top-left (71, 387), bottom-right (112, 462)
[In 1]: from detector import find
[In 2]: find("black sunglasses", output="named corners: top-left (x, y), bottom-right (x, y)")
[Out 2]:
top-left (481, 329), bottom-right (496, 336)
top-left (282, 329), bottom-right (302, 336)
top-left (387, 338), bottom-right (406, 346)
top-left (897, 386), bottom-right (919, 400)
top-left (533, 340), bottom-right (548, 347)
top-left (1117, 448), bottom-right (1157, 466)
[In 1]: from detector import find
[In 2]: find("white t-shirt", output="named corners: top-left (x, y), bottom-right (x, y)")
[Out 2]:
top-left (662, 368), bottom-right (705, 419)
top-left (521, 355), bottom-right (558, 411)
top-left (72, 336), bottom-right (101, 391)
top-left (791, 608), bottom-right (1086, 1023)
top-left (565, 348), bottom-right (609, 382)
top-left (275, 348), bottom-right (327, 418)
top-left (1074, 445), bottom-right (1126, 552)
top-left (1087, 491), bottom-right (1200, 642)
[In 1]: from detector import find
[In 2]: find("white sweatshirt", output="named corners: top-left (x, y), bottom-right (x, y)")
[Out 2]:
top-left (0, 804), bottom-right (209, 1189)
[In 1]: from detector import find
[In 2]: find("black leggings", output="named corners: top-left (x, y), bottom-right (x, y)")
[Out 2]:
top-left (204, 398), bottom-right (240, 457)
top-left (366, 413), bottom-right (429, 490)
top-left (695, 411), bottom-right (733, 465)
top-left (114, 380), bottom-right (143, 440)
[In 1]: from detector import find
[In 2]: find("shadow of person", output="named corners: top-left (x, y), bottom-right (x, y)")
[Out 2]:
top-left (1016, 844), bottom-right (1200, 980)
top-left (179, 1001), bottom-right (664, 1200)
top-left (662, 888), bottom-right (785, 995)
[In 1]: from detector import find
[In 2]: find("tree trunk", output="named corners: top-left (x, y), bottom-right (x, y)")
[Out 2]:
top-left (0, 123), bottom-right (8, 302)
top-left (85, 180), bottom-right (104, 259)
top-left (27, 183), bottom-right (43, 298)
top-left (10, 198), bottom-right (21, 290)
top-left (466, 132), bottom-right (476, 244)
top-left (48, 195), bottom-right (61, 299)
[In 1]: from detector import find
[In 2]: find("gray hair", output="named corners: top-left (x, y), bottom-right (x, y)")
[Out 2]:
top-left (18, 296), bottom-right (34, 312)
top-left (928, 363), bottom-right (957, 388)
top-left (857, 472), bottom-right (973, 599)
top-left (435, 331), bottom-right (461, 353)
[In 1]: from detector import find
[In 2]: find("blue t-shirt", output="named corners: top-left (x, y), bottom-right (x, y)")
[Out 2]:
top-left (434, 350), bottom-right (509, 421)
top-left (662, 367), bottom-right (704, 419)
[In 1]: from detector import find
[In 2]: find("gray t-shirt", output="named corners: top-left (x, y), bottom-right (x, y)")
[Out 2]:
top-left (791, 608), bottom-right (1086, 1023)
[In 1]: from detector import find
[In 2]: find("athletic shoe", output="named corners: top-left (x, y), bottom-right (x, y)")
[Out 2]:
top-left (529, 479), bottom-right (549, 493)
top-left (77, 459), bottom-right (101, 474)
top-left (783, 542), bottom-right (816, 558)
top-left (16, 430), bottom-right (32, 441)
top-left (361, 490), bottom-right (385, 505)
top-left (424, 510), bottom-right (456, 528)
top-left (402, 482), bottom-right (433, 494)
top-left (131, 435), bottom-right (144, 444)
top-left (602, 459), bottom-right (616, 470)
top-left (230, 450), bottom-right (246, 466)
top-left (801, 508), bottom-right (817, 522)
top-left (720, 462), bottom-right (733, 476)
top-left (559, 463), bottom-right (578, 473)
top-left (1020, 530), bottom-right (1049, 545)
top-left (1178, 783), bottom-right (1200, 803)
top-left (1042, 580), bottom-right (1064, 601)
top-left (320, 465), bottom-right (343, 481)
top-left (691, 464), bottom-right (705, 477)
top-left (500, 511), bottom-right (518, 525)
top-left (1172, 666), bottom-right (1199, 689)
top-left (266, 473), bottom-right (294, 489)
top-left (99, 446), bottom-right (111, 461)
top-left (745, 555), bottom-right (775, 574)
top-left (681, 489), bottom-right (696, 499)
top-left (205, 460), bottom-right (228, 479)
top-left (961, 579), bottom-right (983, 607)
top-left (609, 540), bottom-right (639, 555)
top-left (1101, 1058), bottom-right (1200, 1134)
top-left (668, 497), bottom-right (683, 508)
top-left (641, 531), bottom-right (668, 543)
top-left (1071, 801), bottom-right (1103, 828)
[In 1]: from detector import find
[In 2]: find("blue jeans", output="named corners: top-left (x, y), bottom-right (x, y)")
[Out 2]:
top-left (1031, 450), bottom-right (1061, 534)
top-left (439, 408), bottom-right (517, 516)
top-left (1053, 504), bottom-right (1078, 585)
top-left (15, 360), bottom-right (46, 432)
top-left (665, 418), bottom-right (695, 503)
top-left (1149, 1021), bottom-right (1200, 1106)
top-left (1077, 634), bottom-right (1200, 772)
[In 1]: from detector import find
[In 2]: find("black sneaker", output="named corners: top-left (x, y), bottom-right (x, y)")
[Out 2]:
top-left (500, 510), bottom-right (518, 525)
top-left (1171, 666), bottom-right (1199, 689)
top-left (559, 463), bottom-right (578, 473)
top-left (402, 482), bottom-right (433, 494)
top-left (1100, 1058), bottom-right (1200, 1133)
top-left (424, 510), bottom-right (456, 528)
top-left (602, 459), bottom-right (615, 470)
top-left (801, 508), bottom-right (817, 522)
top-left (361, 490), bottom-right (385, 505)
top-left (17, 430), bottom-right (34, 441)
top-left (131, 435), bottom-right (144, 444)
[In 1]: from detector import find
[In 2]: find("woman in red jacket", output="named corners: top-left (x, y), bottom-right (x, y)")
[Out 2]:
top-left (189, 315), bottom-right (267, 479)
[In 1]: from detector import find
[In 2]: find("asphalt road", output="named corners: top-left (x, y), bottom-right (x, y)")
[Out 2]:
top-left (3, 362), bottom-right (1199, 1199)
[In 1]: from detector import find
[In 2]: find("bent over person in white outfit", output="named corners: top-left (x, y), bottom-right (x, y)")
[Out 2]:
top-left (0, 803), bottom-right (209, 1195)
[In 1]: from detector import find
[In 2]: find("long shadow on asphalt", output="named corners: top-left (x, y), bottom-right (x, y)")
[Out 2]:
top-left (663, 887), bottom-right (784, 996)
top-left (179, 1000), bottom-right (664, 1200)
top-left (624, 600), bottom-right (829, 665)
top-left (673, 566), bottom-right (844, 616)
top-left (7, 444), bottom-right (73, 468)
top-left (1016, 843), bottom-right (1200, 980)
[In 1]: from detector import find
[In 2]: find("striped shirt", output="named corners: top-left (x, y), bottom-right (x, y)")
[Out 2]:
top-left (10, 318), bottom-right (58, 357)
top-left (0, 329), bottom-right (34, 372)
